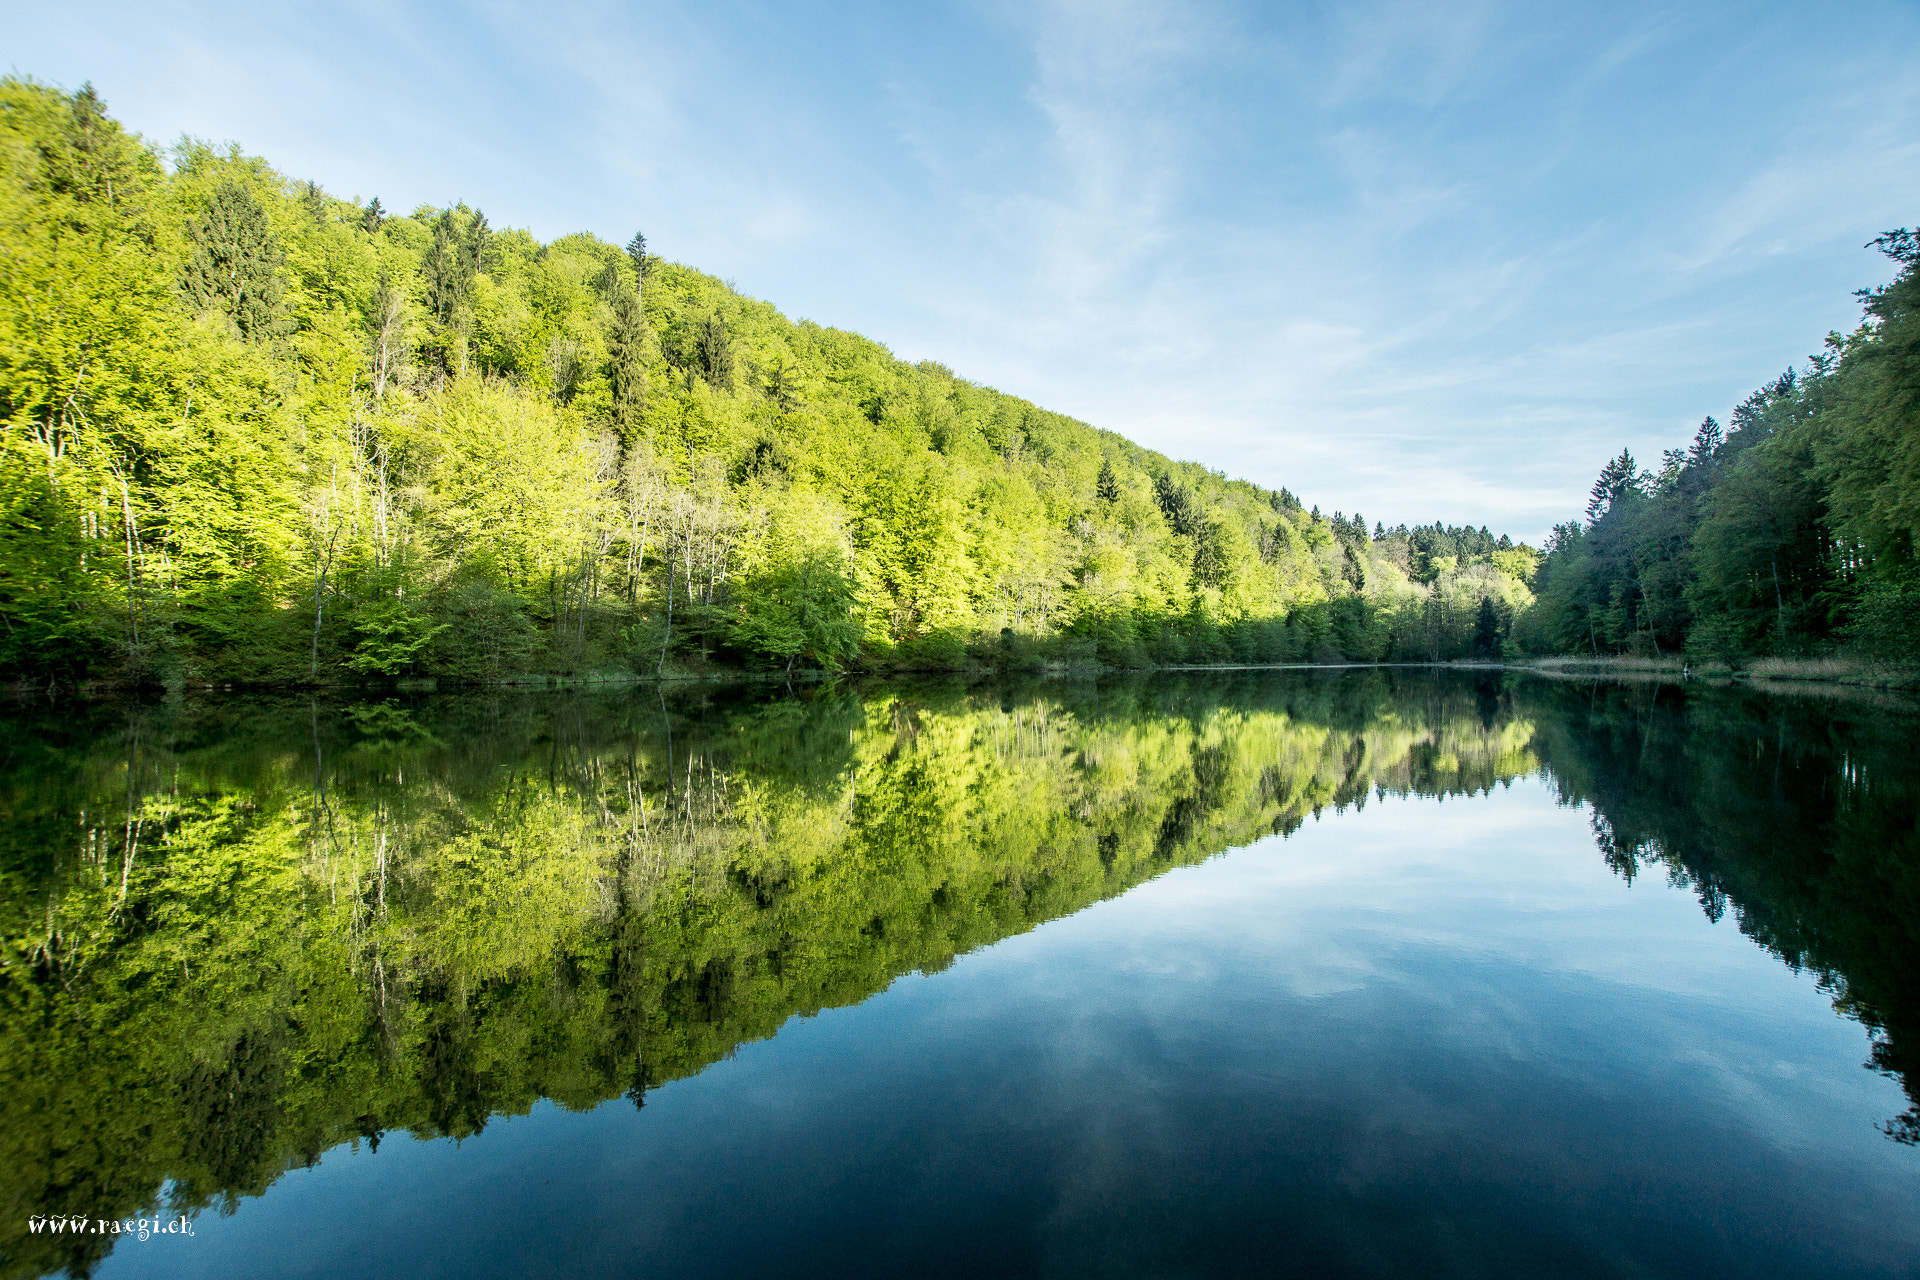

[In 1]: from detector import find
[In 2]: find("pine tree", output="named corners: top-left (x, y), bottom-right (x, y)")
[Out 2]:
top-left (302, 180), bottom-right (326, 224)
top-left (1097, 458), bottom-right (1120, 503)
top-left (181, 180), bottom-right (284, 340)
top-left (360, 196), bottom-right (384, 233)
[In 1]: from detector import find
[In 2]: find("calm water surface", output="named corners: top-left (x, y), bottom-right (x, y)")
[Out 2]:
top-left (3, 672), bottom-right (1916, 1278)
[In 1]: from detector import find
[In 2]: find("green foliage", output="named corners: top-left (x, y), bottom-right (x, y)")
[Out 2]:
top-left (345, 598), bottom-right (447, 674)
top-left (180, 180), bottom-right (284, 339)
top-left (1527, 239), bottom-right (1920, 662)
top-left (0, 80), bottom-right (1528, 686)
top-left (695, 310), bottom-right (734, 391)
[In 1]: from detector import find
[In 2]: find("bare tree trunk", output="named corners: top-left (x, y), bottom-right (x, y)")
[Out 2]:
top-left (658, 556), bottom-right (675, 677)
top-left (311, 527), bottom-right (338, 680)
top-left (1771, 551), bottom-right (1787, 643)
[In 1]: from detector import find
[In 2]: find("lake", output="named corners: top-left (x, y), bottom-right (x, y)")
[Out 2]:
top-left (3, 670), bottom-right (1916, 1278)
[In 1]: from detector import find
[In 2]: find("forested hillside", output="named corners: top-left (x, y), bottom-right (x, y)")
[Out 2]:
top-left (1521, 233), bottom-right (1920, 662)
top-left (0, 80), bottom-right (1534, 686)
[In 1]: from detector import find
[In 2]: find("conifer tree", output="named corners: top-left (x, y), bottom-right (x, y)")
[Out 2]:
top-left (424, 209), bottom-right (488, 323)
top-left (360, 196), bottom-right (384, 232)
top-left (1473, 596), bottom-right (1501, 656)
top-left (181, 180), bottom-right (284, 340)
top-left (608, 290), bottom-right (648, 442)
top-left (1097, 458), bottom-right (1120, 503)
top-left (423, 211), bottom-right (465, 322)
top-left (464, 209), bottom-right (492, 274)
top-left (696, 310), bottom-right (734, 390)
top-left (765, 358), bottom-right (801, 414)
top-left (1586, 450), bottom-right (1639, 524)
top-left (626, 232), bottom-right (651, 299)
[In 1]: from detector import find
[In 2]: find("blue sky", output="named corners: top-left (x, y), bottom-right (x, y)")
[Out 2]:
top-left (8, 0), bottom-right (1919, 542)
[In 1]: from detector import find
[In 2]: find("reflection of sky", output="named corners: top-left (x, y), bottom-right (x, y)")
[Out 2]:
top-left (104, 780), bottom-right (1919, 1279)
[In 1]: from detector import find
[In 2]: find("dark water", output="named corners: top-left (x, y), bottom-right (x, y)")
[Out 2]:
top-left (3, 671), bottom-right (1916, 1279)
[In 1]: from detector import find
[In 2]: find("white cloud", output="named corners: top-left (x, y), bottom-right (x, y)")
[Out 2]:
top-left (10, 0), bottom-right (1920, 544)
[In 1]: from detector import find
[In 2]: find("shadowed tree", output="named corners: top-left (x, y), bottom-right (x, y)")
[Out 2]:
top-left (608, 290), bottom-right (648, 442)
top-left (1586, 449), bottom-right (1640, 524)
top-left (181, 180), bottom-right (284, 340)
top-left (696, 310), bottom-right (734, 391)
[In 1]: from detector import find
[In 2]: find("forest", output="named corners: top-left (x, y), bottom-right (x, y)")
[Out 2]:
top-left (1520, 231), bottom-right (1920, 662)
top-left (0, 80), bottom-right (1537, 687)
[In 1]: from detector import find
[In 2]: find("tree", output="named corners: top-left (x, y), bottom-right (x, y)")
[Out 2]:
top-left (1473, 595), bottom-right (1501, 657)
top-left (1096, 458), bottom-right (1120, 503)
top-left (626, 231), bottom-right (651, 289)
top-left (695, 311), bottom-right (733, 391)
top-left (764, 358), bottom-right (801, 414)
top-left (595, 259), bottom-right (623, 302)
top-left (730, 553), bottom-right (862, 671)
top-left (181, 180), bottom-right (285, 340)
top-left (607, 291), bottom-right (648, 443)
top-left (1586, 450), bottom-right (1639, 524)
top-left (423, 208), bottom-right (486, 323)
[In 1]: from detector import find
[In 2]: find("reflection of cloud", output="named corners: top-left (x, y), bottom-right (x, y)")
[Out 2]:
top-left (11, 0), bottom-right (1920, 543)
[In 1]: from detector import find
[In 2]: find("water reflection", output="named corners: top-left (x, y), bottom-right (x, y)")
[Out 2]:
top-left (0, 671), bottom-right (1913, 1278)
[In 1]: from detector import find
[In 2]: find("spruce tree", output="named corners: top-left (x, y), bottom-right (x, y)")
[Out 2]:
top-left (181, 180), bottom-right (285, 340)
top-left (464, 209), bottom-right (492, 275)
top-left (424, 210), bottom-right (474, 323)
top-left (608, 290), bottom-right (648, 442)
top-left (1586, 450), bottom-right (1639, 524)
top-left (1097, 458), bottom-right (1120, 503)
top-left (765, 358), bottom-right (801, 414)
top-left (626, 232), bottom-right (651, 299)
top-left (696, 311), bottom-right (734, 390)
top-left (1473, 596), bottom-right (1501, 656)
top-left (360, 196), bottom-right (385, 232)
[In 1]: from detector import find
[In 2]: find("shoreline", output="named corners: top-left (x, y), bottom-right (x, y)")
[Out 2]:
top-left (11, 655), bottom-right (1918, 703)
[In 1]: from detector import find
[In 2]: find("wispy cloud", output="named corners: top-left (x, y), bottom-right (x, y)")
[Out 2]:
top-left (10, 0), bottom-right (1920, 543)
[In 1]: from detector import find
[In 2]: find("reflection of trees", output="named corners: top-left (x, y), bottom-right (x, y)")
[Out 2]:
top-left (1528, 679), bottom-right (1920, 1147)
top-left (2, 672), bottom-right (1541, 1278)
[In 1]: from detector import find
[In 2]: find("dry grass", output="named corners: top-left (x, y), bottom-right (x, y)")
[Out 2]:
top-left (1522, 653), bottom-right (1920, 693)
top-left (1744, 655), bottom-right (1920, 690)
top-left (1529, 655), bottom-right (1688, 673)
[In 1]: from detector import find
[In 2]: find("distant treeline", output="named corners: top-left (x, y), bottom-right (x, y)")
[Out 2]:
top-left (0, 79), bottom-right (1537, 686)
top-left (1521, 232), bottom-right (1920, 662)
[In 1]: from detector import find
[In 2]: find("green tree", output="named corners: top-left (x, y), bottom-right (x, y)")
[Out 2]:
top-left (181, 180), bottom-right (285, 340)
top-left (695, 310), bottom-right (733, 391)
top-left (607, 290), bottom-right (647, 443)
